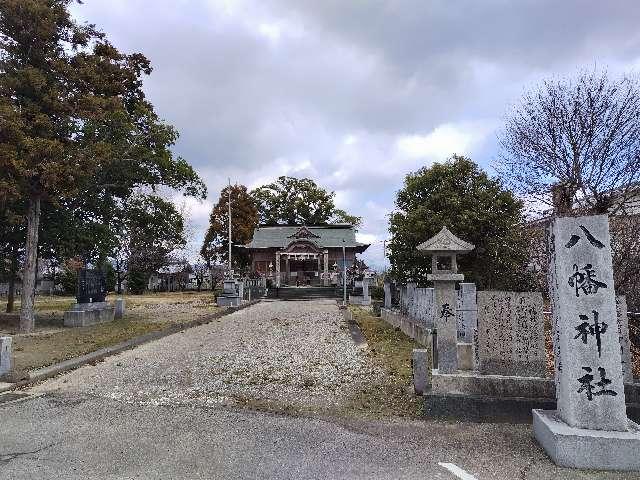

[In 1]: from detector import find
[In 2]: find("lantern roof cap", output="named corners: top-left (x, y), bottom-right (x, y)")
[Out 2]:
top-left (417, 226), bottom-right (475, 254)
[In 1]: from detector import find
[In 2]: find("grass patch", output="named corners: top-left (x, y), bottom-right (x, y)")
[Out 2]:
top-left (345, 306), bottom-right (425, 419)
top-left (3, 291), bottom-right (223, 372)
top-left (13, 318), bottom-right (168, 371)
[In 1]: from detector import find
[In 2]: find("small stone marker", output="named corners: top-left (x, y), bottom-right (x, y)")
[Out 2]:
top-left (418, 227), bottom-right (475, 375)
top-left (0, 336), bottom-right (12, 379)
top-left (616, 296), bottom-right (633, 384)
top-left (412, 349), bottom-right (430, 394)
top-left (114, 298), bottom-right (125, 319)
top-left (476, 291), bottom-right (546, 377)
top-left (533, 214), bottom-right (640, 471)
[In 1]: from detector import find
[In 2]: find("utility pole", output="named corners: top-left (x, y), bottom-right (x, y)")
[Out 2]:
top-left (227, 178), bottom-right (232, 278)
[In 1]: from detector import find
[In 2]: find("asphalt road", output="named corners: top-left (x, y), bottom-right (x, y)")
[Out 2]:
top-left (1, 301), bottom-right (638, 479)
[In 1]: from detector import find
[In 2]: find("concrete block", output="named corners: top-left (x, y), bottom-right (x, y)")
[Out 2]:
top-left (533, 409), bottom-right (640, 471)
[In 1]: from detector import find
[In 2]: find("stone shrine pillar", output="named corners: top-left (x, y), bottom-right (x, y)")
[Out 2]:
top-left (406, 282), bottom-right (417, 319)
top-left (430, 276), bottom-right (460, 373)
top-left (457, 283), bottom-right (477, 343)
top-left (285, 255), bottom-right (290, 285)
top-left (533, 214), bottom-right (640, 471)
top-left (383, 282), bottom-right (391, 309)
top-left (323, 250), bottom-right (329, 286)
top-left (418, 227), bottom-right (475, 375)
top-left (362, 277), bottom-right (370, 302)
top-left (275, 252), bottom-right (281, 288)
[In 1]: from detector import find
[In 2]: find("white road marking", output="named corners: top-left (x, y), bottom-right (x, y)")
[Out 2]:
top-left (438, 462), bottom-right (479, 480)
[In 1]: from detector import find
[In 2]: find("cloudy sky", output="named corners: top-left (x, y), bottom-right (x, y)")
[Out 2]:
top-left (71, 0), bottom-right (640, 269)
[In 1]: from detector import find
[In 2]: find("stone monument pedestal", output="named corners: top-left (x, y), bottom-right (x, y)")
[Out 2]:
top-left (349, 279), bottom-right (371, 306)
top-left (217, 279), bottom-right (241, 307)
top-left (533, 409), bottom-right (640, 471)
top-left (64, 301), bottom-right (115, 327)
top-left (217, 295), bottom-right (241, 307)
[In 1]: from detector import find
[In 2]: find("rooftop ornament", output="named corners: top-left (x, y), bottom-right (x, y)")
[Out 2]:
top-left (417, 226), bottom-right (475, 281)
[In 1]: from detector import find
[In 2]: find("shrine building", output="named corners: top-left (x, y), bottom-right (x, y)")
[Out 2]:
top-left (243, 224), bottom-right (369, 287)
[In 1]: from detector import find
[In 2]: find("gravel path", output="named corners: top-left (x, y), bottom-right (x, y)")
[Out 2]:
top-left (33, 299), bottom-right (382, 413)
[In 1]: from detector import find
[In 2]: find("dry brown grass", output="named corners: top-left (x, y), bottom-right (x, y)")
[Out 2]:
top-left (2, 292), bottom-right (222, 372)
top-left (344, 307), bottom-right (424, 419)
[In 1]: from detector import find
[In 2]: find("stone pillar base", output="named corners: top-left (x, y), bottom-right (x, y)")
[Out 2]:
top-left (457, 342), bottom-right (474, 371)
top-left (217, 295), bottom-right (241, 307)
top-left (348, 295), bottom-right (371, 306)
top-left (63, 303), bottom-right (115, 327)
top-left (533, 409), bottom-right (640, 471)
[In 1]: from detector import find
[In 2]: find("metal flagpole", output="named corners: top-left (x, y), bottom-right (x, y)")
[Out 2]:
top-left (342, 239), bottom-right (346, 307)
top-left (227, 178), bottom-right (232, 277)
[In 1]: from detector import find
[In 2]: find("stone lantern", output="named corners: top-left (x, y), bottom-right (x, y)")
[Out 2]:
top-left (417, 226), bottom-right (474, 374)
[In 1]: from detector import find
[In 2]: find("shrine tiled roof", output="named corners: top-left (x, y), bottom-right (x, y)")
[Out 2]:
top-left (244, 224), bottom-right (369, 251)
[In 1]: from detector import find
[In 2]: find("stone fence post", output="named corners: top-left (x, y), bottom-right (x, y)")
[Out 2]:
top-left (456, 283), bottom-right (477, 343)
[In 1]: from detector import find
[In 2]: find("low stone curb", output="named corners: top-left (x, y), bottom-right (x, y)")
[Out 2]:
top-left (0, 299), bottom-right (261, 394)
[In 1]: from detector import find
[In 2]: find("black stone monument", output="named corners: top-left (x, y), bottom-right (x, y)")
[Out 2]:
top-left (76, 269), bottom-right (107, 303)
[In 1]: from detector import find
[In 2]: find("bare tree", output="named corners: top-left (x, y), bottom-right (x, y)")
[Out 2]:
top-left (192, 260), bottom-right (209, 292)
top-left (499, 71), bottom-right (640, 214)
top-left (611, 215), bottom-right (640, 311)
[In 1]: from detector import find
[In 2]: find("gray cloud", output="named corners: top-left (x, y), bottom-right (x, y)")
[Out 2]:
top-left (71, 0), bottom-right (640, 268)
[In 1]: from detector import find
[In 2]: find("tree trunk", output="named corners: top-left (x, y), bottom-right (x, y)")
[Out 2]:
top-left (19, 196), bottom-right (41, 333)
top-left (5, 245), bottom-right (18, 313)
top-left (6, 273), bottom-right (16, 314)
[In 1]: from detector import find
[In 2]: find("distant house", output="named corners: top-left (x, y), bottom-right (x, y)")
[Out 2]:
top-left (242, 224), bottom-right (369, 287)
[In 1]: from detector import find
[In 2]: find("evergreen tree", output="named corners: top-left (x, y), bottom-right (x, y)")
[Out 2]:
top-left (388, 155), bottom-right (533, 290)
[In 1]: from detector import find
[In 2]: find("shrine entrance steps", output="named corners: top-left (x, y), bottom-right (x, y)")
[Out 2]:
top-left (269, 286), bottom-right (344, 301)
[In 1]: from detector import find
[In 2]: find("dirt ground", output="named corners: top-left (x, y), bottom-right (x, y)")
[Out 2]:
top-left (0, 291), bottom-right (221, 372)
